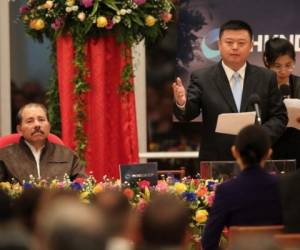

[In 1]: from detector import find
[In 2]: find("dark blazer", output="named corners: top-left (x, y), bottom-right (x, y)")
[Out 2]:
top-left (201, 167), bottom-right (282, 250)
top-left (279, 169), bottom-right (300, 233)
top-left (0, 138), bottom-right (86, 183)
top-left (272, 74), bottom-right (300, 168)
top-left (174, 62), bottom-right (288, 161)
top-left (290, 74), bottom-right (300, 98)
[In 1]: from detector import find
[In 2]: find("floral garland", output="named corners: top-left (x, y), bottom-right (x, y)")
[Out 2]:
top-left (0, 175), bottom-right (218, 244)
top-left (19, 0), bottom-right (174, 163)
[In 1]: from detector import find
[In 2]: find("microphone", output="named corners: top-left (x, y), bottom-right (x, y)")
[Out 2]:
top-left (279, 84), bottom-right (291, 99)
top-left (249, 94), bottom-right (262, 125)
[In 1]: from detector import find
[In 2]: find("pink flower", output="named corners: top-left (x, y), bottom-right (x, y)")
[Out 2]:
top-left (155, 180), bottom-right (168, 192)
top-left (207, 192), bottom-right (215, 207)
top-left (138, 180), bottom-right (150, 190)
top-left (51, 18), bottom-right (64, 30)
top-left (105, 19), bottom-right (114, 30)
top-left (161, 12), bottom-right (172, 23)
top-left (19, 5), bottom-right (30, 14)
top-left (57, 182), bottom-right (66, 188)
top-left (137, 198), bottom-right (147, 212)
top-left (80, 0), bottom-right (93, 8)
top-left (133, 0), bottom-right (146, 5)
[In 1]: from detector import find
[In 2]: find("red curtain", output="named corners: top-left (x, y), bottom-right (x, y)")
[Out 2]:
top-left (56, 35), bottom-right (139, 180)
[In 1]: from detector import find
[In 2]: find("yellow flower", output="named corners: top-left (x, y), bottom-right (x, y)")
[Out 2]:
top-left (80, 191), bottom-right (89, 199)
top-left (30, 19), bottom-right (45, 30)
top-left (174, 182), bottom-right (187, 194)
top-left (42, 0), bottom-right (54, 9)
top-left (79, 191), bottom-right (90, 204)
top-left (50, 180), bottom-right (58, 189)
top-left (92, 183), bottom-right (103, 194)
top-left (0, 182), bottom-right (11, 190)
top-left (96, 16), bottom-right (108, 28)
top-left (145, 15), bottom-right (156, 27)
top-left (195, 209), bottom-right (208, 223)
top-left (66, 0), bottom-right (75, 7)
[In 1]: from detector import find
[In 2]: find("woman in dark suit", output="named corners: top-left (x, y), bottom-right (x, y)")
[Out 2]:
top-left (201, 125), bottom-right (282, 250)
top-left (264, 37), bottom-right (300, 169)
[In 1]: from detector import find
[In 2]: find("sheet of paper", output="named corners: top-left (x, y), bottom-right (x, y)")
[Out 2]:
top-left (284, 98), bottom-right (300, 130)
top-left (215, 112), bottom-right (256, 135)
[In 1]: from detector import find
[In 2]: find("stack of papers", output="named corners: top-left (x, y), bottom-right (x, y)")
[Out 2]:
top-left (284, 98), bottom-right (300, 130)
top-left (215, 112), bottom-right (256, 135)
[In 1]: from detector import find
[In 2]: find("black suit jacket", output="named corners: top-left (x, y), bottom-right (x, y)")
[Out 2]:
top-left (174, 62), bottom-right (288, 161)
top-left (290, 74), bottom-right (300, 98)
top-left (201, 167), bottom-right (282, 250)
top-left (279, 169), bottom-right (300, 233)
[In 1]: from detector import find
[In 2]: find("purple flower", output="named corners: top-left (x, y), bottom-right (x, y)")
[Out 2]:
top-left (19, 5), bottom-right (30, 14)
top-left (71, 182), bottom-right (83, 191)
top-left (182, 191), bottom-right (197, 202)
top-left (51, 18), bottom-right (64, 31)
top-left (133, 0), bottom-right (146, 5)
top-left (80, 0), bottom-right (93, 8)
top-left (23, 182), bottom-right (33, 189)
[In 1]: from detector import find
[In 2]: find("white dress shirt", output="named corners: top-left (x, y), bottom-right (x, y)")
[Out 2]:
top-left (24, 140), bottom-right (45, 179)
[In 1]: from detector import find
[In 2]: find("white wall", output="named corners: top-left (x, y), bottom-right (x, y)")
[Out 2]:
top-left (0, 0), bottom-right (11, 135)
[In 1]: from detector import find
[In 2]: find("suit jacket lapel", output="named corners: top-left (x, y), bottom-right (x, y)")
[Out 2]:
top-left (214, 62), bottom-right (238, 112)
top-left (240, 63), bottom-right (258, 112)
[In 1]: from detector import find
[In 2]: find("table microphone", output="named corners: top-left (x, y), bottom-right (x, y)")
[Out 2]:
top-left (279, 84), bottom-right (291, 99)
top-left (249, 94), bottom-right (262, 125)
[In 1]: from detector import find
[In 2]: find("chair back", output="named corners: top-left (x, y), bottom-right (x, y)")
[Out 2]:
top-left (0, 133), bottom-right (64, 148)
top-left (274, 234), bottom-right (300, 249)
top-left (157, 166), bottom-right (186, 179)
top-left (228, 225), bottom-right (284, 249)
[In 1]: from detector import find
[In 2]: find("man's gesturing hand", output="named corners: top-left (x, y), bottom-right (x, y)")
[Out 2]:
top-left (172, 77), bottom-right (186, 106)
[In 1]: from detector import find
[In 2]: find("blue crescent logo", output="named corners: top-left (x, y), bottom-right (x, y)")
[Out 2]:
top-left (201, 28), bottom-right (221, 62)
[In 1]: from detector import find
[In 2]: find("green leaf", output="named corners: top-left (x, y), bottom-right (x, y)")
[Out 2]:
top-left (103, 0), bottom-right (119, 12)
top-left (90, 0), bottom-right (100, 16)
top-left (131, 14), bottom-right (144, 26)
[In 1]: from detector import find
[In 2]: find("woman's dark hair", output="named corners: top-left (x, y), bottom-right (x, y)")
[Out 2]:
top-left (263, 37), bottom-right (296, 67)
top-left (234, 125), bottom-right (271, 166)
top-left (219, 20), bottom-right (253, 40)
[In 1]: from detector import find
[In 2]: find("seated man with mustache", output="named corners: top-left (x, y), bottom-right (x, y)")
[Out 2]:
top-left (0, 103), bottom-right (85, 183)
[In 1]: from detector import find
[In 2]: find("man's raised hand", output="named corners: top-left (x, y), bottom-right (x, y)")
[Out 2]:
top-left (172, 77), bottom-right (186, 106)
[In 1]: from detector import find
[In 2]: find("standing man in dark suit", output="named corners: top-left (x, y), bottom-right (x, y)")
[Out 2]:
top-left (173, 20), bottom-right (287, 162)
top-left (201, 125), bottom-right (282, 250)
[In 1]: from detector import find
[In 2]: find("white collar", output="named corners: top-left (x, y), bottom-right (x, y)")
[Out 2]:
top-left (222, 61), bottom-right (247, 81)
top-left (24, 140), bottom-right (45, 153)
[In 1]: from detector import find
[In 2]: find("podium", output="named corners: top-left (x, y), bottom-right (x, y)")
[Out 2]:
top-left (200, 159), bottom-right (297, 180)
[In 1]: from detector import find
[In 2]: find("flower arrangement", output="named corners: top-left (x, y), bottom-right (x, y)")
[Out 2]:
top-left (19, 0), bottom-right (174, 44)
top-left (18, 0), bottom-right (175, 162)
top-left (0, 174), bottom-right (217, 245)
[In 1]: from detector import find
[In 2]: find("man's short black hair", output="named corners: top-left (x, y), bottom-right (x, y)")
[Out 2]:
top-left (263, 37), bottom-right (296, 67)
top-left (219, 20), bottom-right (253, 40)
top-left (16, 103), bottom-right (49, 126)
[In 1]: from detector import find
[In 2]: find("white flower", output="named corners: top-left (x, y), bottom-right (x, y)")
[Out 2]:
top-left (112, 15), bottom-right (121, 24)
top-left (72, 5), bottom-right (79, 11)
top-left (119, 9), bottom-right (127, 15)
top-left (77, 12), bottom-right (86, 22)
top-left (65, 6), bottom-right (72, 12)
top-left (126, 9), bottom-right (132, 14)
